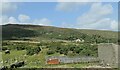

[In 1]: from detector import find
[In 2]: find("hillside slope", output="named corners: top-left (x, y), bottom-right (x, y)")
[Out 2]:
top-left (2, 24), bottom-right (118, 43)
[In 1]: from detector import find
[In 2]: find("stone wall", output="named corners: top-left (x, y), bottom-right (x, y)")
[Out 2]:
top-left (46, 56), bottom-right (98, 64)
top-left (98, 43), bottom-right (119, 68)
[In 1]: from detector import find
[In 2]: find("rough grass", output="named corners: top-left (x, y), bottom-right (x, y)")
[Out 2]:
top-left (1, 48), bottom-right (99, 68)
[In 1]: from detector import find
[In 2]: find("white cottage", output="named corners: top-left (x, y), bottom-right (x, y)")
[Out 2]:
top-left (75, 39), bottom-right (84, 43)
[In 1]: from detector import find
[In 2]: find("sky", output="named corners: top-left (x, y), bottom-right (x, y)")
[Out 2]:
top-left (0, 2), bottom-right (119, 31)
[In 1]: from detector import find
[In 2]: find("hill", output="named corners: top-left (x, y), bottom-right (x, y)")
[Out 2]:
top-left (1, 24), bottom-right (119, 68)
top-left (2, 24), bottom-right (118, 43)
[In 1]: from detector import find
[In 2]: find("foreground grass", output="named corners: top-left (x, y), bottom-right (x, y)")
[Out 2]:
top-left (2, 49), bottom-right (98, 68)
top-left (2, 50), bottom-right (26, 67)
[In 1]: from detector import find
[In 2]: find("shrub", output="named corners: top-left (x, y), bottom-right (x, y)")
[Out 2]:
top-left (2, 46), bottom-right (8, 51)
top-left (26, 46), bottom-right (41, 55)
top-left (16, 45), bottom-right (25, 50)
top-left (46, 50), bottom-right (55, 55)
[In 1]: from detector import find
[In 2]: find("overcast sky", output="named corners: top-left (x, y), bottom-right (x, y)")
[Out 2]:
top-left (1, 2), bottom-right (119, 31)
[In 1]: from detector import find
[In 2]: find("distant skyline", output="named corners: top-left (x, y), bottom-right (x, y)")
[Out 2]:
top-left (1, 2), bottom-right (118, 31)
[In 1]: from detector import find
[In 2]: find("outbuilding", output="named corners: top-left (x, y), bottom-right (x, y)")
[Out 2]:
top-left (75, 39), bottom-right (84, 43)
top-left (47, 58), bottom-right (60, 64)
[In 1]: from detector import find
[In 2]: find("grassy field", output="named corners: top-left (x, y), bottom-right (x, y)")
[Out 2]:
top-left (1, 48), bottom-right (99, 68)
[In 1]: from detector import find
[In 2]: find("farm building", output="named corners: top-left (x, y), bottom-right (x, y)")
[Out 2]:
top-left (75, 39), bottom-right (84, 43)
top-left (46, 58), bottom-right (60, 64)
top-left (98, 43), bottom-right (120, 68)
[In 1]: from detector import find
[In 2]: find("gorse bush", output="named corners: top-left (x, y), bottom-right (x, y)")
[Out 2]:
top-left (26, 46), bottom-right (41, 55)
top-left (16, 45), bottom-right (26, 50)
top-left (46, 50), bottom-right (55, 55)
top-left (45, 42), bottom-right (98, 57)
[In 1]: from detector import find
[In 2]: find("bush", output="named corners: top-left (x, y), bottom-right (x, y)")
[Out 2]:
top-left (16, 45), bottom-right (25, 50)
top-left (47, 50), bottom-right (55, 55)
top-left (26, 46), bottom-right (41, 55)
top-left (2, 46), bottom-right (8, 51)
top-left (59, 48), bottom-right (68, 55)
